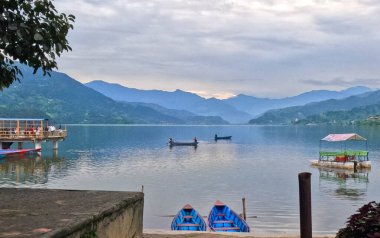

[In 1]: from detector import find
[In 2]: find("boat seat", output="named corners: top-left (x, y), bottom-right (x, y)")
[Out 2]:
top-left (213, 227), bottom-right (240, 230)
top-left (177, 224), bottom-right (200, 227)
top-left (216, 213), bottom-right (225, 216)
top-left (183, 215), bottom-right (193, 219)
top-left (213, 220), bottom-right (233, 224)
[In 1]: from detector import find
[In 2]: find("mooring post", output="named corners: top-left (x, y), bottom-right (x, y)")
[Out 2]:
top-left (34, 141), bottom-right (42, 150)
top-left (52, 141), bottom-right (59, 150)
top-left (242, 197), bottom-right (247, 221)
top-left (299, 172), bottom-right (312, 238)
top-left (353, 161), bottom-right (358, 173)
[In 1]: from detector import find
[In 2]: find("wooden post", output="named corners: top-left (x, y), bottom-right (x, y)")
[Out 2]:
top-left (354, 161), bottom-right (358, 173)
top-left (242, 197), bottom-right (247, 221)
top-left (299, 172), bottom-right (312, 238)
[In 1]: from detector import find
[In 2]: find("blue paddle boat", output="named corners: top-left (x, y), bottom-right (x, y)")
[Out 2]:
top-left (208, 200), bottom-right (250, 232)
top-left (171, 204), bottom-right (207, 231)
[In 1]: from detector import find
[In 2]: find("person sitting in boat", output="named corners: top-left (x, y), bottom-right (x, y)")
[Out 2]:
top-left (194, 137), bottom-right (198, 143)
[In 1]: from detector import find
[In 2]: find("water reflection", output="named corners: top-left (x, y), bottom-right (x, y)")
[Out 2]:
top-left (318, 168), bottom-right (369, 200)
top-left (0, 152), bottom-right (67, 186)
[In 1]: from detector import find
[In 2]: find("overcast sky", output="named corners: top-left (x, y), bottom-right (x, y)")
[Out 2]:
top-left (55, 0), bottom-right (380, 98)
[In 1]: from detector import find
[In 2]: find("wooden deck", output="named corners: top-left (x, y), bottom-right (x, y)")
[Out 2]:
top-left (0, 130), bottom-right (67, 142)
top-left (0, 118), bottom-right (67, 149)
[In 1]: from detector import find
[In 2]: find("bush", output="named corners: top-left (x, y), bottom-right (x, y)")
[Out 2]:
top-left (336, 201), bottom-right (380, 238)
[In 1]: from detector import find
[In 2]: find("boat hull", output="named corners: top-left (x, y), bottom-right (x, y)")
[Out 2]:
top-left (215, 136), bottom-right (232, 140)
top-left (169, 142), bottom-right (198, 146)
top-left (0, 148), bottom-right (41, 158)
top-left (171, 204), bottom-right (207, 231)
top-left (208, 201), bottom-right (250, 232)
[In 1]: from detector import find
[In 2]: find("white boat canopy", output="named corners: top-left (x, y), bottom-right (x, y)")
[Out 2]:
top-left (321, 133), bottom-right (367, 142)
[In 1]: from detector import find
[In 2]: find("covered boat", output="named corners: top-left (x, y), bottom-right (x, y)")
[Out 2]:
top-left (208, 200), bottom-right (250, 232)
top-left (171, 204), bottom-right (207, 231)
top-left (311, 133), bottom-right (371, 169)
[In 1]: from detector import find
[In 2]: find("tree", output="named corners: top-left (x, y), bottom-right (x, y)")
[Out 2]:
top-left (0, 0), bottom-right (74, 89)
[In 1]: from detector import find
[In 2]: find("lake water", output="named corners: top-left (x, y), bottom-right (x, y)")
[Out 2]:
top-left (1, 125), bottom-right (379, 236)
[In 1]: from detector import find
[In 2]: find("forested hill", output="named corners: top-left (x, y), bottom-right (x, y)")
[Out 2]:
top-left (249, 90), bottom-right (380, 125)
top-left (0, 66), bottom-right (227, 124)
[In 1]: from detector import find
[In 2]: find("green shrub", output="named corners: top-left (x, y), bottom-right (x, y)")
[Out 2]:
top-left (336, 201), bottom-right (380, 238)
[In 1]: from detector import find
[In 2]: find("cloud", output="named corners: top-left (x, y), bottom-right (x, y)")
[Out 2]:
top-left (301, 78), bottom-right (380, 88)
top-left (54, 0), bottom-right (380, 98)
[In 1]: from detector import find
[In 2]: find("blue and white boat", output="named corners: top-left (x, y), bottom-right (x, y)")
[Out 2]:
top-left (208, 200), bottom-right (250, 232)
top-left (171, 204), bottom-right (207, 231)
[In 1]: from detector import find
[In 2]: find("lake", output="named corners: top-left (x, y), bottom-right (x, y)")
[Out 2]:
top-left (1, 125), bottom-right (379, 236)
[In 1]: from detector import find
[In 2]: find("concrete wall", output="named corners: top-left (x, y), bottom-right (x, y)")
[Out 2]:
top-left (0, 188), bottom-right (144, 238)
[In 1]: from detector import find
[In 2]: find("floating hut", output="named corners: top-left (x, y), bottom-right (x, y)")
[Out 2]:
top-left (0, 118), bottom-right (67, 150)
top-left (311, 133), bottom-right (371, 169)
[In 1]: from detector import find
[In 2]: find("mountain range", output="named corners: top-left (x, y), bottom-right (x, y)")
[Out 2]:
top-left (249, 90), bottom-right (380, 125)
top-left (86, 81), bottom-right (372, 123)
top-left (0, 65), bottom-right (376, 125)
top-left (0, 65), bottom-right (226, 124)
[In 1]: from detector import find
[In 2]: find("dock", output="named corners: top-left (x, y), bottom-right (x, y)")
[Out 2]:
top-left (0, 118), bottom-right (67, 150)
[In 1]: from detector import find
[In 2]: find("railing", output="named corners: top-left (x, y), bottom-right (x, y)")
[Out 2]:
top-left (0, 129), bottom-right (67, 141)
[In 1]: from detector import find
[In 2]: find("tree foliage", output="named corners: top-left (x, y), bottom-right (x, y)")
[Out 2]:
top-left (0, 0), bottom-right (74, 89)
top-left (336, 201), bottom-right (380, 238)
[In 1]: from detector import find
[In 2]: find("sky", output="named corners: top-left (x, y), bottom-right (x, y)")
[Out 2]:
top-left (55, 0), bottom-right (380, 99)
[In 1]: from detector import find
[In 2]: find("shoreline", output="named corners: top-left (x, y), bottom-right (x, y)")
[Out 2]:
top-left (143, 230), bottom-right (335, 238)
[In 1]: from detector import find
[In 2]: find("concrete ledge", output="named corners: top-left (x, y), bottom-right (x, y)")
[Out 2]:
top-left (0, 188), bottom-right (144, 238)
top-left (143, 230), bottom-right (335, 238)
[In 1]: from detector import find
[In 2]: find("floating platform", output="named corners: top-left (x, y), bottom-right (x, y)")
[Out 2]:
top-left (311, 160), bottom-right (371, 169)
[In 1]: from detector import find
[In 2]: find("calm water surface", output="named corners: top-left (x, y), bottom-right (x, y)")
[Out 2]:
top-left (1, 125), bottom-right (380, 235)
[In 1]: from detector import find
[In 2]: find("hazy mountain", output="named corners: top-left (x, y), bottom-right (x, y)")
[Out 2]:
top-left (85, 80), bottom-right (203, 110)
top-left (86, 80), bottom-right (250, 123)
top-left (86, 81), bottom-right (372, 123)
top-left (249, 90), bottom-right (380, 125)
top-left (129, 102), bottom-right (228, 124)
top-left (224, 86), bottom-right (372, 117)
top-left (0, 66), bottom-right (226, 124)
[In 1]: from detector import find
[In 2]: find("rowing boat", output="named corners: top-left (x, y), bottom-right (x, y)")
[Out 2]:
top-left (215, 136), bottom-right (232, 140)
top-left (208, 200), bottom-right (250, 232)
top-left (169, 141), bottom-right (198, 146)
top-left (171, 204), bottom-right (207, 231)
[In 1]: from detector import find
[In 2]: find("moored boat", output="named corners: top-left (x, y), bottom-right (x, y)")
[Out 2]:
top-left (171, 204), bottom-right (207, 231)
top-left (208, 200), bottom-right (250, 232)
top-left (0, 148), bottom-right (41, 158)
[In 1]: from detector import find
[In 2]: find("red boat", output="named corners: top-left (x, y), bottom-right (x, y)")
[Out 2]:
top-left (0, 148), bottom-right (41, 159)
